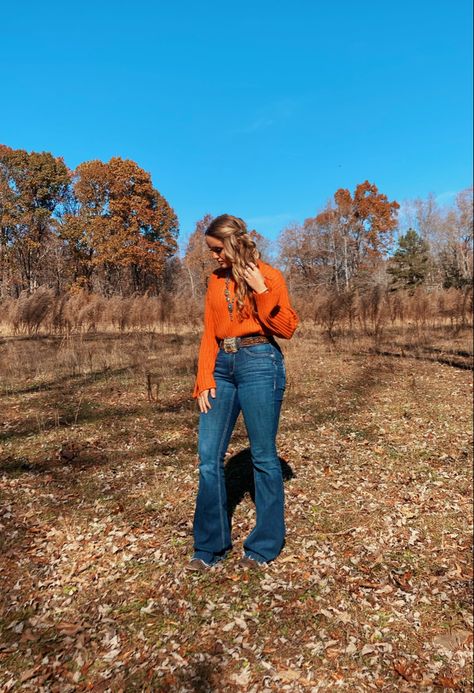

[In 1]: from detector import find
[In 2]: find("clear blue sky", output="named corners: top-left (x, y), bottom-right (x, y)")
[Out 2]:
top-left (1, 1), bottom-right (472, 249)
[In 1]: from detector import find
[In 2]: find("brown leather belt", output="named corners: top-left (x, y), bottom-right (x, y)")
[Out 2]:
top-left (219, 335), bottom-right (271, 353)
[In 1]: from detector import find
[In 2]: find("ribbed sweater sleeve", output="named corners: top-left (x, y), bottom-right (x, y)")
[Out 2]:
top-left (254, 268), bottom-right (299, 339)
top-left (193, 279), bottom-right (218, 398)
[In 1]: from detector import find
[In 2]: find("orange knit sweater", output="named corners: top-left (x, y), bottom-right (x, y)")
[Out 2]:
top-left (193, 260), bottom-right (299, 398)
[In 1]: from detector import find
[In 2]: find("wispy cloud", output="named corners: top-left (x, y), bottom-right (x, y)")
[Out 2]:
top-left (238, 117), bottom-right (276, 134)
top-left (233, 99), bottom-right (297, 135)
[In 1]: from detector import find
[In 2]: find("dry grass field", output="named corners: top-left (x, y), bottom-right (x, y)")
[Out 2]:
top-left (0, 324), bottom-right (472, 692)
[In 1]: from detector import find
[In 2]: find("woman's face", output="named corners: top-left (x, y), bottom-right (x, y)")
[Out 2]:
top-left (206, 236), bottom-right (231, 268)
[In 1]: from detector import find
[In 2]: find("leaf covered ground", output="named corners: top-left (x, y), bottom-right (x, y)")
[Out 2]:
top-left (0, 328), bottom-right (472, 691)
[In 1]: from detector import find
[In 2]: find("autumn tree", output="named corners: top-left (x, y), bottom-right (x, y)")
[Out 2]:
top-left (60, 157), bottom-right (178, 295)
top-left (401, 193), bottom-right (444, 247)
top-left (0, 145), bottom-right (16, 296)
top-left (183, 214), bottom-right (215, 299)
top-left (0, 145), bottom-right (70, 294)
top-left (387, 229), bottom-right (431, 292)
top-left (399, 188), bottom-right (473, 289)
top-left (249, 228), bottom-right (273, 264)
top-left (278, 220), bottom-right (336, 292)
top-left (313, 181), bottom-right (400, 290)
top-left (279, 182), bottom-right (399, 293)
top-left (439, 188), bottom-right (473, 289)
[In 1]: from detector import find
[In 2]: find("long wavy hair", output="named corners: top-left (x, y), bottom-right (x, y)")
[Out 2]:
top-left (205, 214), bottom-right (260, 320)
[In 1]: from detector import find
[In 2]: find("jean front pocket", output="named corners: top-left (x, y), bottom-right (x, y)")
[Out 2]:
top-left (243, 343), bottom-right (274, 359)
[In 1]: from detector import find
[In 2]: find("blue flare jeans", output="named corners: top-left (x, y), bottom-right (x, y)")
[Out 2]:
top-left (193, 341), bottom-right (286, 565)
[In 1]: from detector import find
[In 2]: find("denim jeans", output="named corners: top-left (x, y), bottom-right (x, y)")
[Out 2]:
top-left (193, 341), bottom-right (286, 565)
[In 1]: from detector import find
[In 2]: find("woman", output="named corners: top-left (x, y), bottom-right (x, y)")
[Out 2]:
top-left (188, 214), bottom-right (298, 571)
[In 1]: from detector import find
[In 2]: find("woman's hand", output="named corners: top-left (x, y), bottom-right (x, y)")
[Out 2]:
top-left (243, 263), bottom-right (267, 294)
top-left (198, 388), bottom-right (216, 414)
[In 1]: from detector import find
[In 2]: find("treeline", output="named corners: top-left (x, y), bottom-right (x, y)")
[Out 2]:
top-left (0, 144), bottom-right (472, 330)
top-left (276, 183), bottom-right (472, 295)
top-left (182, 184), bottom-right (472, 299)
top-left (182, 184), bottom-right (472, 328)
top-left (0, 145), bottom-right (178, 297)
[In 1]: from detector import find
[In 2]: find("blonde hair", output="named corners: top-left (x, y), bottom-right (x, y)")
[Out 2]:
top-left (205, 214), bottom-right (260, 319)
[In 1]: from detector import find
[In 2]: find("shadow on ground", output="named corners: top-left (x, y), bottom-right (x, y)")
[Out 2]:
top-left (224, 447), bottom-right (295, 527)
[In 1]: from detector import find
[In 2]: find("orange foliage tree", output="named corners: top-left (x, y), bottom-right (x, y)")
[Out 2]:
top-left (284, 181), bottom-right (400, 291)
top-left (0, 144), bottom-right (70, 294)
top-left (60, 157), bottom-right (178, 294)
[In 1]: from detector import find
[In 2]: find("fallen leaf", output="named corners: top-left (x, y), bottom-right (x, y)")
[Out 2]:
top-left (433, 629), bottom-right (472, 652)
top-left (392, 570), bottom-right (413, 591)
top-left (434, 675), bottom-right (460, 689)
top-left (20, 667), bottom-right (41, 683)
top-left (393, 660), bottom-right (414, 682)
top-left (231, 668), bottom-right (251, 686)
top-left (276, 669), bottom-right (301, 682)
top-left (360, 644), bottom-right (376, 656)
top-left (57, 622), bottom-right (83, 636)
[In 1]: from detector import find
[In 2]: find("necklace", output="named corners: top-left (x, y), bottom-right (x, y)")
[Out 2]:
top-left (224, 270), bottom-right (235, 320)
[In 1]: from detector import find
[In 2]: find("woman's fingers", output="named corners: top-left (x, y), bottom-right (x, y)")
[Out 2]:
top-left (200, 392), bottom-right (209, 413)
top-left (202, 390), bottom-right (211, 413)
top-left (243, 264), bottom-right (267, 293)
top-left (198, 388), bottom-right (216, 413)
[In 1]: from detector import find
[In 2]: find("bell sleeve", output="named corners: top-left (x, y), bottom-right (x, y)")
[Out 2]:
top-left (254, 269), bottom-right (299, 339)
top-left (193, 282), bottom-right (219, 398)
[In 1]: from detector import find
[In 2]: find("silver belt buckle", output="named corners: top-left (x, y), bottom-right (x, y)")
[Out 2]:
top-left (223, 337), bottom-right (239, 353)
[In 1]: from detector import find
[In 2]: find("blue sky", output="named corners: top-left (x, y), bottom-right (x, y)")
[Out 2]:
top-left (1, 1), bottom-right (472, 249)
